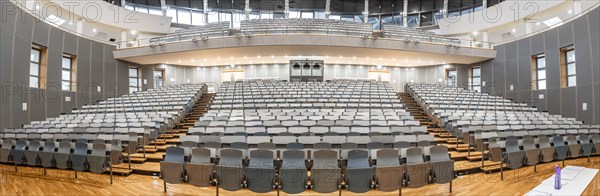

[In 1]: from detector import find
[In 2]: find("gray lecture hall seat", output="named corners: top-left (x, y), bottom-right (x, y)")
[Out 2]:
top-left (552, 136), bottom-right (569, 164)
top-left (160, 146), bottom-right (186, 192)
top-left (344, 149), bottom-right (374, 193)
top-left (39, 140), bottom-right (56, 170)
top-left (216, 149), bottom-right (245, 191)
top-left (522, 137), bottom-right (541, 170)
top-left (538, 136), bottom-right (555, 163)
top-left (592, 135), bottom-right (600, 155)
top-left (429, 146), bottom-right (454, 186)
top-left (24, 140), bottom-right (41, 166)
top-left (185, 147), bottom-right (215, 187)
top-left (10, 140), bottom-right (27, 166)
top-left (579, 135), bottom-right (593, 158)
top-left (374, 148), bottom-right (404, 192)
top-left (280, 150), bottom-right (308, 194)
top-left (405, 147), bottom-right (430, 188)
top-left (87, 143), bottom-right (109, 174)
top-left (54, 142), bottom-right (72, 169)
top-left (311, 150), bottom-right (341, 193)
top-left (566, 135), bottom-right (581, 158)
top-left (246, 149), bottom-right (277, 193)
top-left (70, 142), bottom-right (89, 172)
top-left (504, 137), bottom-right (525, 169)
top-left (0, 139), bottom-right (14, 163)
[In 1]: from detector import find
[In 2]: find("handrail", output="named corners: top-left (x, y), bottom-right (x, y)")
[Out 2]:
top-left (493, 2), bottom-right (599, 46)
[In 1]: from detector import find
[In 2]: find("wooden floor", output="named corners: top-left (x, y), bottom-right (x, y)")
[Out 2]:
top-left (1, 157), bottom-right (599, 195)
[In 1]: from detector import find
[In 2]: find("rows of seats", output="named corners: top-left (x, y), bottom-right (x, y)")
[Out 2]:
top-left (0, 84), bottom-right (207, 177)
top-left (406, 83), bottom-right (600, 171)
top-left (149, 18), bottom-right (463, 47)
top-left (149, 22), bottom-right (230, 44)
top-left (160, 143), bottom-right (454, 193)
top-left (159, 79), bottom-right (454, 193)
top-left (240, 18), bottom-right (373, 36)
top-left (383, 24), bottom-right (460, 45)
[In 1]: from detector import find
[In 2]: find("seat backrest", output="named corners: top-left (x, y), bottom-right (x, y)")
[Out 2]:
top-left (58, 142), bottom-right (71, 153)
top-left (538, 136), bottom-right (551, 148)
top-left (286, 142), bottom-right (304, 150)
top-left (366, 142), bottom-right (384, 149)
top-left (522, 138), bottom-right (536, 150)
top-left (406, 147), bottom-right (424, 164)
top-left (314, 142), bottom-right (332, 149)
top-left (74, 142), bottom-right (88, 155)
top-left (341, 142), bottom-right (358, 149)
top-left (505, 138), bottom-right (520, 153)
top-left (190, 147), bottom-right (212, 163)
top-left (164, 146), bottom-right (185, 163)
top-left (347, 150), bottom-right (370, 168)
top-left (27, 140), bottom-right (41, 151)
top-left (43, 140), bottom-right (56, 152)
top-left (282, 150), bottom-right (306, 168)
top-left (313, 150), bottom-right (339, 169)
top-left (566, 135), bottom-right (577, 144)
top-left (219, 148), bottom-right (243, 167)
top-left (249, 149), bottom-right (274, 169)
top-left (579, 134), bottom-right (590, 144)
top-left (429, 146), bottom-right (450, 162)
top-left (552, 136), bottom-right (565, 147)
top-left (376, 148), bottom-right (399, 167)
top-left (91, 143), bottom-right (107, 156)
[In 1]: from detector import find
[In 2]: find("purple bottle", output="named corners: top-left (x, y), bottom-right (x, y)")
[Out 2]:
top-left (555, 165), bottom-right (561, 190)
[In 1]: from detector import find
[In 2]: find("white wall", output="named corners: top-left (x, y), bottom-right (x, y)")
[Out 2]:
top-left (147, 63), bottom-right (469, 92)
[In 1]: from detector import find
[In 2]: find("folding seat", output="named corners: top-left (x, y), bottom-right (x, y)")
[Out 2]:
top-left (311, 150), bottom-right (341, 193)
top-left (347, 136), bottom-right (370, 145)
top-left (88, 143), bottom-right (110, 174)
top-left (267, 127), bottom-right (287, 134)
top-left (352, 127), bottom-right (370, 135)
top-left (246, 150), bottom-right (277, 193)
top-left (404, 147), bottom-right (430, 188)
top-left (391, 127), bottom-right (411, 134)
top-left (69, 142), bottom-right (89, 172)
top-left (537, 136), bottom-right (555, 163)
top-left (272, 136), bottom-right (297, 145)
top-left (216, 149), bottom-right (245, 191)
top-left (504, 137), bottom-right (525, 169)
top-left (344, 150), bottom-right (375, 193)
top-left (552, 136), bottom-right (569, 163)
top-left (282, 120), bottom-right (300, 127)
top-left (54, 142), bottom-right (73, 169)
top-left (522, 137), bottom-right (540, 169)
top-left (24, 141), bottom-right (42, 166)
top-left (331, 127), bottom-right (350, 134)
top-left (429, 146), bottom-right (454, 186)
top-left (185, 147), bottom-right (214, 187)
top-left (579, 135), bottom-right (593, 158)
top-left (38, 140), bottom-right (57, 170)
top-left (246, 127), bottom-right (266, 134)
top-left (279, 149), bottom-right (308, 194)
top-left (247, 136), bottom-right (271, 145)
top-left (322, 136), bottom-right (346, 145)
top-left (160, 146), bottom-right (186, 192)
top-left (374, 149), bottom-right (404, 192)
top-left (9, 140), bottom-right (27, 166)
top-left (566, 135), bottom-right (581, 158)
top-left (335, 120), bottom-right (352, 126)
top-left (289, 127), bottom-right (308, 135)
top-left (316, 120), bottom-right (335, 126)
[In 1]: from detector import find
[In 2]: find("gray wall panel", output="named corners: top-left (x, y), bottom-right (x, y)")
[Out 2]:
top-left (505, 42), bottom-right (518, 99)
top-left (560, 87), bottom-right (576, 118)
top-left (530, 34), bottom-right (545, 55)
top-left (558, 23), bottom-right (573, 48)
top-left (492, 45), bottom-right (505, 96)
top-left (13, 36), bottom-right (30, 85)
top-left (29, 89), bottom-right (46, 122)
top-left (48, 28), bottom-right (64, 50)
top-left (32, 21), bottom-right (49, 47)
top-left (14, 11), bottom-right (33, 42)
top-left (546, 88), bottom-right (561, 115)
top-left (0, 31), bottom-right (13, 84)
top-left (544, 29), bottom-right (560, 89)
top-left (576, 85), bottom-right (594, 124)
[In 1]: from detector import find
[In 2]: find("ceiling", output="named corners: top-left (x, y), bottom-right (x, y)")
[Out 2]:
top-left (120, 45), bottom-right (492, 67)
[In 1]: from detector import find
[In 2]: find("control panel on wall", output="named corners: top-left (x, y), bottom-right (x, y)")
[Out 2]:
top-left (290, 60), bottom-right (324, 82)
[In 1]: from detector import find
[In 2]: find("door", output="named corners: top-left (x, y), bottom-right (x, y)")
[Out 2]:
top-left (368, 70), bottom-right (391, 82)
top-left (221, 69), bottom-right (245, 83)
top-left (154, 69), bottom-right (164, 88)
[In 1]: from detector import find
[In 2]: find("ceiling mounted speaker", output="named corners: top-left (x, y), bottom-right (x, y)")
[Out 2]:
top-left (293, 63), bottom-right (300, 69)
top-left (303, 63), bottom-right (311, 69)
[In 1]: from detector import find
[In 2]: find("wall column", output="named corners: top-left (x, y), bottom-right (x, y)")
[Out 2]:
top-left (526, 22), bottom-right (532, 34)
top-left (245, 0), bottom-right (250, 20)
top-left (363, 0), bottom-right (369, 23)
top-left (482, 31), bottom-right (489, 48)
top-left (121, 30), bottom-right (127, 48)
top-left (574, 0), bottom-right (582, 14)
top-left (443, 0), bottom-right (449, 18)
top-left (285, 0), bottom-right (289, 18)
top-left (402, 0), bottom-right (408, 27)
top-left (76, 19), bottom-right (83, 34)
top-left (204, 0), bottom-right (209, 23)
top-left (325, 0), bottom-right (331, 18)
top-left (160, 0), bottom-right (166, 16)
top-left (482, 0), bottom-right (487, 8)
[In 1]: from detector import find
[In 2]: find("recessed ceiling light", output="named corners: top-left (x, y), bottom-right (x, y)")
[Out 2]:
top-left (568, 9), bottom-right (572, 14)
top-left (512, 29), bottom-right (516, 32)
top-left (131, 30), bottom-right (136, 35)
top-left (191, 59), bottom-right (195, 62)
top-left (92, 28), bottom-right (97, 32)
top-left (230, 57), bottom-right (233, 60)
top-left (204, 58), bottom-right (207, 61)
top-left (472, 31), bottom-right (478, 35)
top-left (543, 17), bottom-right (563, 27)
top-left (178, 60), bottom-right (181, 63)
top-left (257, 55), bottom-right (261, 58)
top-left (45, 14), bottom-right (66, 26)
